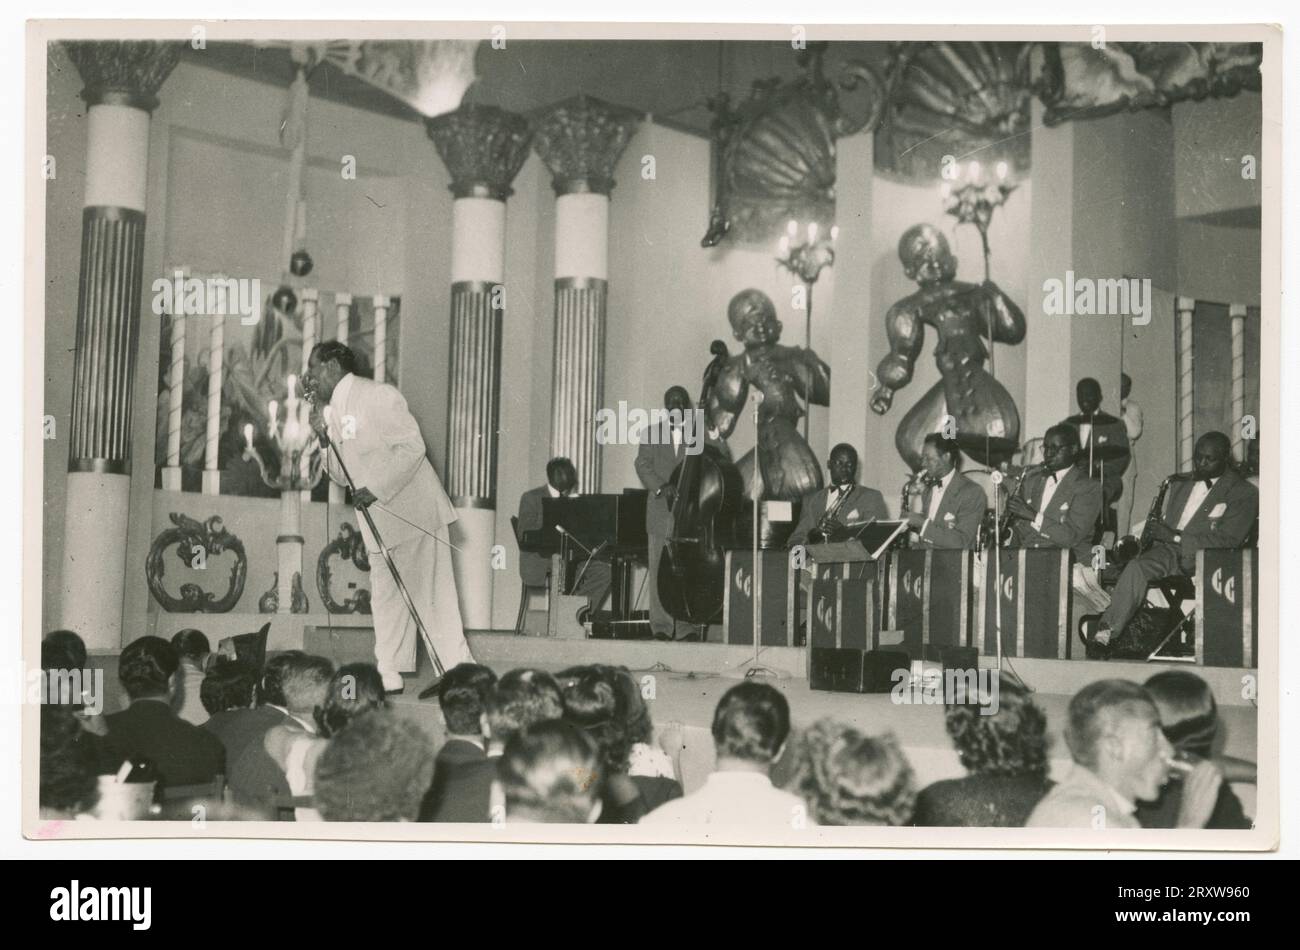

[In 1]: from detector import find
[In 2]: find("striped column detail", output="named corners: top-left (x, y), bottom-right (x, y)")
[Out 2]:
top-left (1229, 303), bottom-right (1247, 461)
top-left (68, 207), bottom-right (146, 473)
top-left (161, 275), bottom-right (186, 490)
top-left (550, 277), bottom-right (608, 492)
top-left (1175, 296), bottom-right (1196, 472)
top-left (446, 281), bottom-right (503, 506)
top-left (373, 294), bottom-right (389, 384)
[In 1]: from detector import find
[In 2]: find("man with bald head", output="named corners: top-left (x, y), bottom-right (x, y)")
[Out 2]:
top-left (1081, 431), bottom-right (1257, 658)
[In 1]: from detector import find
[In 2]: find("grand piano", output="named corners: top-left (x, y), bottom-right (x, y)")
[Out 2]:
top-left (518, 489), bottom-right (649, 625)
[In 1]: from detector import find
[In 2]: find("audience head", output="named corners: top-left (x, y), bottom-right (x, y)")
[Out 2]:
top-left (199, 658), bottom-right (257, 715)
top-left (561, 666), bottom-right (634, 777)
top-left (712, 681), bottom-right (790, 770)
top-left (314, 710), bottom-right (435, 822)
top-left (280, 654), bottom-right (334, 718)
top-left (1144, 671), bottom-right (1218, 761)
top-left (257, 650), bottom-right (303, 707)
top-left (170, 629), bottom-right (210, 668)
top-left (1065, 679), bottom-right (1171, 803)
top-left (117, 636), bottom-right (179, 701)
top-left (497, 721), bottom-right (602, 824)
top-left (40, 704), bottom-right (100, 818)
top-left (545, 457), bottom-right (578, 495)
top-left (316, 663), bottom-right (387, 739)
top-left (487, 669), bottom-right (564, 747)
top-left (944, 672), bottom-right (1049, 780)
top-left (438, 663), bottom-right (498, 738)
top-left (794, 720), bottom-right (917, 826)
top-left (921, 433), bottom-right (961, 479)
top-left (42, 630), bottom-right (87, 672)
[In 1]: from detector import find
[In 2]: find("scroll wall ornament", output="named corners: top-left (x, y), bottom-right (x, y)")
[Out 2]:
top-left (146, 514), bottom-right (248, 612)
top-left (1030, 42), bottom-right (1262, 126)
top-left (873, 41), bottom-right (1034, 184)
top-left (316, 523), bottom-right (373, 615)
top-left (701, 44), bottom-right (885, 248)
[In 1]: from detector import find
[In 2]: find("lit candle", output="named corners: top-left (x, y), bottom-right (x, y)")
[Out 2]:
top-left (287, 374), bottom-right (297, 401)
top-left (268, 400), bottom-right (278, 424)
top-left (996, 160), bottom-right (1009, 181)
top-left (243, 423), bottom-right (254, 451)
top-left (807, 222), bottom-right (818, 243)
top-left (830, 225), bottom-right (839, 242)
top-left (786, 219), bottom-right (798, 238)
top-left (778, 235), bottom-right (789, 256)
top-left (968, 160), bottom-right (981, 182)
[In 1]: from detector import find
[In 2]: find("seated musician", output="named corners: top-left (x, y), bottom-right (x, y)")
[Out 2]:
top-left (788, 443), bottom-right (888, 546)
top-left (903, 434), bottom-right (987, 549)
top-left (517, 457), bottom-right (611, 623)
top-left (1006, 424), bottom-right (1106, 611)
top-left (1079, 432), bottom-right (1258, 659)
top-left (1062, 378), bottom-right (1130, 531)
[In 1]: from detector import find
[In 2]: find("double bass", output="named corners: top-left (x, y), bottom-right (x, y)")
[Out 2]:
top-left (656, 341), bottom-right (745, 626)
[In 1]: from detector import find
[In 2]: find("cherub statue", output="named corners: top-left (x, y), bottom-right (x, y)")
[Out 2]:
top-left (706, 288), bottom-right (830, 501)
top-left (870, 223), bottom-right (1026, 470)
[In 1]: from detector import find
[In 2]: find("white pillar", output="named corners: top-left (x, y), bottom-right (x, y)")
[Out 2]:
top-left (427, 104), bottom-right (532, 630)
top-left (373, 294), bottom-right (389, 384)
top-left (202, 307), bottom-right (224, 495)
top-left (59, 41), bottom-right (181, 649)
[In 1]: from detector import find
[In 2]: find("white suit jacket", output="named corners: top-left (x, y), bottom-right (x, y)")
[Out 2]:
top-left (325, 373), bottom-right (457, 550)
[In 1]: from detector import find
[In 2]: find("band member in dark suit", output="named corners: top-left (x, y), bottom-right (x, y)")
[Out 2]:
top-left (1063, 377), bottom-right (1130, 521)
top-left (516, 457), bottom-right (610, 620)
top-left (903, 434), bottom-right (987, 549)
top-left (788, 443), bottom-right (889, 546)
top-left (1007, 424), bottom-right (1106, 609)
top-left (1081, 432), bottom-right (1258, 658)
top-left (635, 386), bottom-right (728, 639)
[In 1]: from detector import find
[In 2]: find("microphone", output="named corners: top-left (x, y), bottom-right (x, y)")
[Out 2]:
top-left (555, 525), bottom-right (595, 557)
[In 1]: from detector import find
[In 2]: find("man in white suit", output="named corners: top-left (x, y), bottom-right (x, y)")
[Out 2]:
top-left (304, 342), bottom-right (473, 694)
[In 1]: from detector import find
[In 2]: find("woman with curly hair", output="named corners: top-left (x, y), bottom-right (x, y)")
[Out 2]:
top-left (560, 665), bottom-right (682, 823)
top-left (793, 719), bottom-right (917, 825)
top-left (912, 671), bottom-right (1053, 827)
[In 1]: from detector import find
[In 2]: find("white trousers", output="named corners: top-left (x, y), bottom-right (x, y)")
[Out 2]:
top-left (369, 528), bottom-right (473, 688)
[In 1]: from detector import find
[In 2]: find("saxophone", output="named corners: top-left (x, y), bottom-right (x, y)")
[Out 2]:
top-left (1113, 473), bottom-right (1191, 566)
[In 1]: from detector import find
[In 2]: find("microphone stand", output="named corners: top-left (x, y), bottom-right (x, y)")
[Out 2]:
top-left (744, 392), bottom-right (777, 680)
top-left (313, 404), bottom-right (446, 684)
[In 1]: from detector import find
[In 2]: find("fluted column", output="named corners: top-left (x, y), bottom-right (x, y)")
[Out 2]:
top-left (59, 41), bottom-right (181, 649)
top-left (427, 105), bottom-right (532, 629)
top-left (532, 96), bottom-right (641, 492)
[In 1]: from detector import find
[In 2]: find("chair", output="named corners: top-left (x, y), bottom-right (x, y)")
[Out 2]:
top-left (511, 516), bottom-right (548, 634)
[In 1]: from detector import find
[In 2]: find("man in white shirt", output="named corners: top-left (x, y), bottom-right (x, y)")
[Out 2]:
top-left (305, 342), bottom-right (472, 694)
top-left (641, 681), bottom-right (810, 827)
top-left (1028, 679), bottom-right (1222, 829)
top-left (1081, 431), bottom-right (1258, 658)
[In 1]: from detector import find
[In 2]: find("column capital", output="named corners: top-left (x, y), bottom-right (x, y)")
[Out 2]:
top-left (530, 95), bottom-right (643, 197)
top-left (426, 104), bottom-right (533, 201)
top-left (61, 40), bottom-right (184, 112)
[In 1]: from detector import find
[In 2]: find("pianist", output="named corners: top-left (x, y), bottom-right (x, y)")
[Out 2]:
top-left (517, 458), bottom-right (611, 623)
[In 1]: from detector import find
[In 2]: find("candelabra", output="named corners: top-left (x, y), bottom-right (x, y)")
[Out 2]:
top-left (775, 219), bottom-right (839, 439)
top-left (940, 159), bottom-right (1017, 281)
top-left (243, 372), bottom-right (325, 613)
